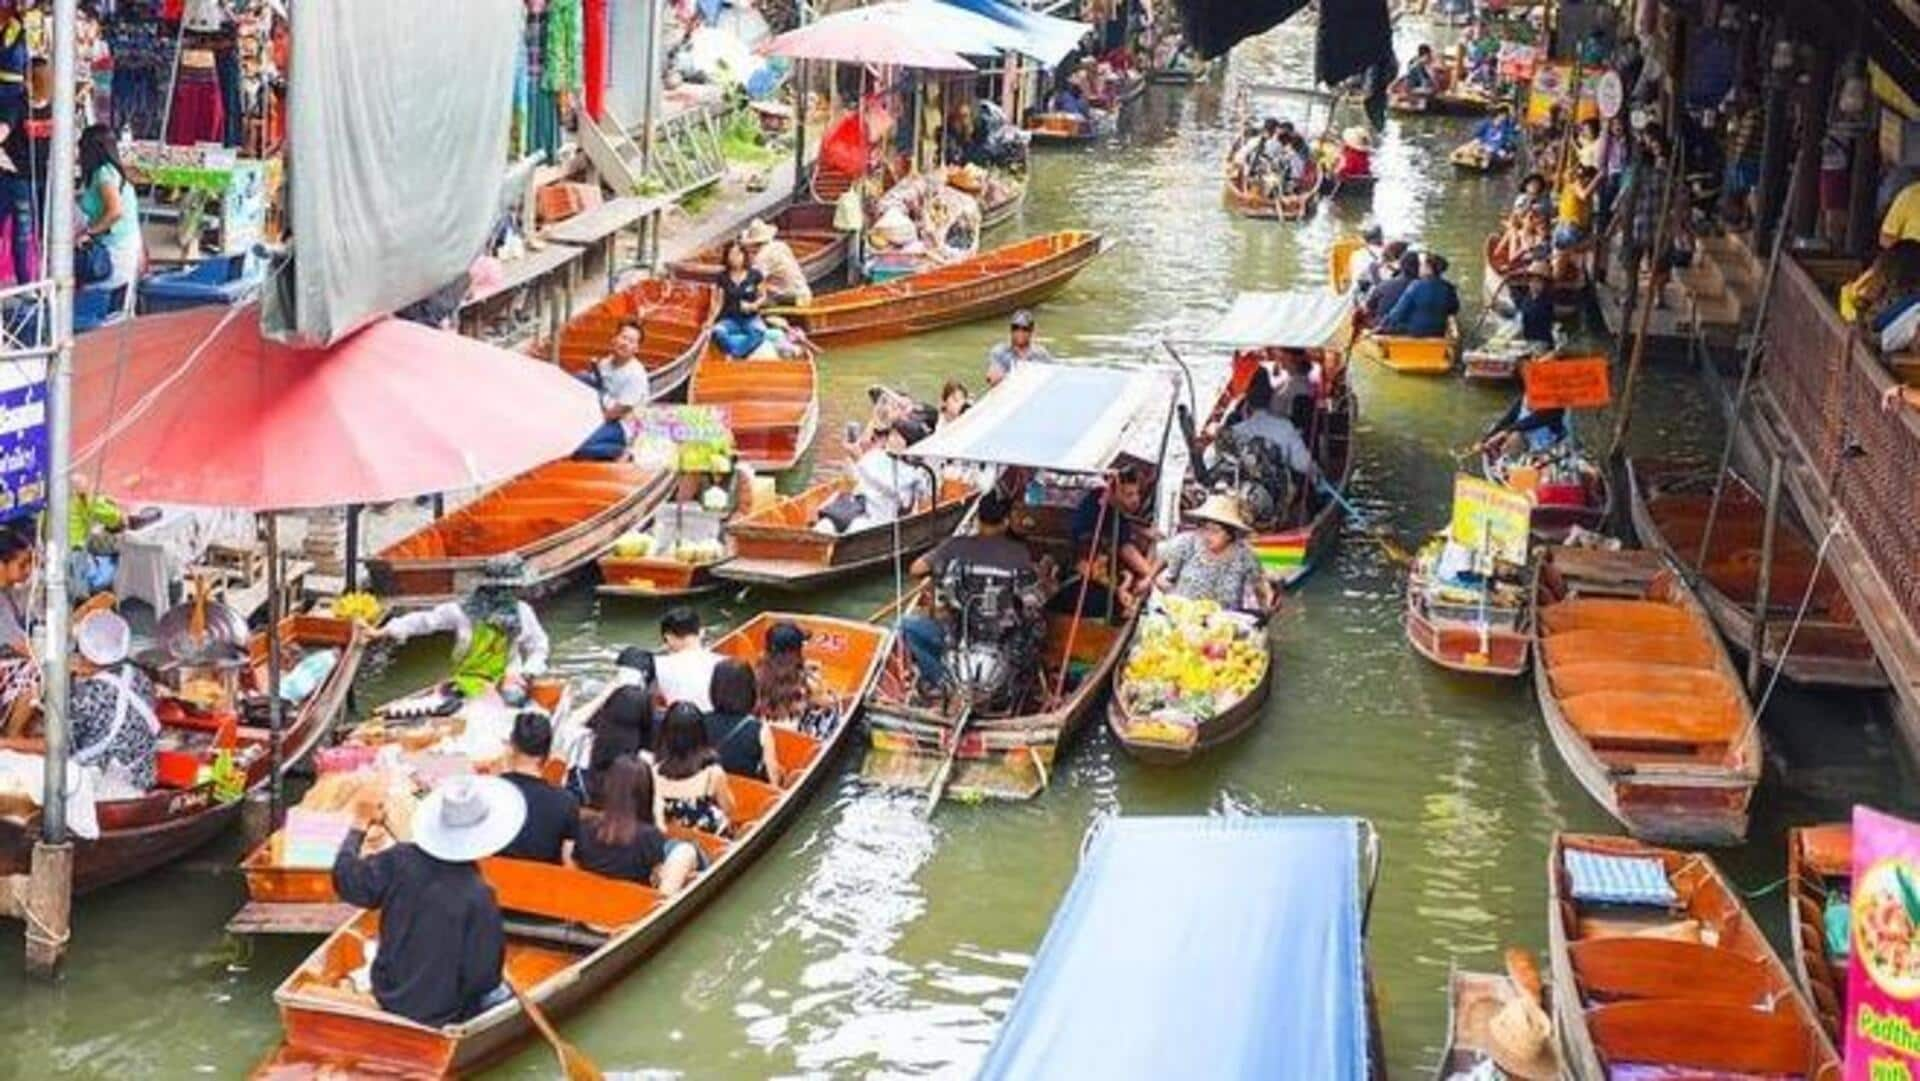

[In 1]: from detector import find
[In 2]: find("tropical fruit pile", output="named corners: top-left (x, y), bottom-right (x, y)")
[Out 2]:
top-left (1119, 593), bottom-right (1267, 721)
top-left (612, 531), bottom-right (725, 564)
top-left (332, 592), bottom-right (383, 625)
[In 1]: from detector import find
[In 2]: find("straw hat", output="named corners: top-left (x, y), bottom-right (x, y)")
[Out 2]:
top-left (1484, 993), bottom-right (1560, 1080)
top-left (741, 218), bottom-right (779, 246)
top-left (412, 776), bottom-right (527, 863)
top-left (1187, 492), bottom-right (1252, 534)
top-left (1342, 126), bottom-right (1375, 151)
top-left (75, 609), bottom-right (131, 667)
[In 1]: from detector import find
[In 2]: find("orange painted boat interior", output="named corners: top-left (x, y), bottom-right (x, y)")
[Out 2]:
top-left (687, 349), bottom-right (815, 456)
top-left (672, 203), bottom-right (842, 277)
top-left (1538, 572), bottom-right (1749, 768)
top-left (1790, 825), bottom-right (1852, 1039)
top-left (734, 475), bottom-right (975, 534)
top-left (782, 231), bottom-right (1096, 314)
top-left (599, 554), bottom-right (705, 589)
top-left (1026, 113), bottom-right (1092, 136)
top-left (377, 461), bottom-right (651, 562)
top-left (1557, 835), bottom-right (1841, 1079)
top-left (1646, 484), bottom-right (1857, 623)
top-left (553, 280), bottom-right (716, 377)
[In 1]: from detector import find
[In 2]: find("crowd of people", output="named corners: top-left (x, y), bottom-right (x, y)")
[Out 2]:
top-left (1339, 225), bottom-right (1464, 340)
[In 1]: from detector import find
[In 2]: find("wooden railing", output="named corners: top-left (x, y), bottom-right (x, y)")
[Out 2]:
top-left (1757, 257), bottom-right (1920, 631)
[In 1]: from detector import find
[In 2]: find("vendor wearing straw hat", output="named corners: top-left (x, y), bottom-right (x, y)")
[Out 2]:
top-left (740, 217), bottom-right (811, 307)
top-left (1335, 126), bottom-right (1375, 182)
top-left (332, 775), bottom-right (525, 1025)
top-left (69, 607), bottom-right (159, 791)
top-left (1150, 492), bottom-right (1277, 614)
top-left (375, 556), bottom-right (551, 702)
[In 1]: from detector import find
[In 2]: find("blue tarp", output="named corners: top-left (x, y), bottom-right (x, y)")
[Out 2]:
top-left (978, 816), bottom-right (1371, 1081)
top-left (937, 0), bottom-right (1090, 68)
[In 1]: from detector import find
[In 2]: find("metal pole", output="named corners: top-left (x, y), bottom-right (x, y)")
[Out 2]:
top-left (1747, 454), bottom-right (1783, 696)
top-left (28, 0), bottom-right (80, 979)
top-left (640, 0), bottom-right (664, 270)
top-left (793, 59), bottom-right (808, 198)
top-left (265, 515), bottom-right (286, 825)
top-left (344, 504), bottom-right (360, 592)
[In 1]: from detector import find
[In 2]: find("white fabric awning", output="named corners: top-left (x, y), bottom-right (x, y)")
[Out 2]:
top-left (1191, 291), bottom-right (1356, 350)
top-left (904, 361), bottom-right (1172, 473)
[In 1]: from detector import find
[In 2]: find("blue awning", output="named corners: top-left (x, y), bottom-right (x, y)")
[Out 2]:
top-left (978, 816), bottom-right (1371, 1081)
top-left (935, 0), bottom-right (1091, 68)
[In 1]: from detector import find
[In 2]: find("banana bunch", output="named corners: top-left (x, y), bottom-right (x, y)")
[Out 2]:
top-left (1120, 594), bottom-right (1267, 718)
top-left (333, 592), bottom-right (383, 625)
top-left (613, 531), bottom-right (658, 559)
top-left (673, 539), bottom-right (727, 564)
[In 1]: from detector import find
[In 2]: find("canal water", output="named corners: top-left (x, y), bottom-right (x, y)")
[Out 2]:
top-left (6, 17), bottom-right (1916, 1080)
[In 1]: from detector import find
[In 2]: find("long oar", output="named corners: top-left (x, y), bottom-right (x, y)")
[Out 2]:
top-left (922, 701), bottom-right (975, 818)
top-left (1318, 478), bottom-right (1411, 564)
top-left (509, 980), bottom-right (603, 1081)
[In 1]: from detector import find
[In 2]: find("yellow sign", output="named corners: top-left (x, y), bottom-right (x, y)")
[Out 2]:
top-left (1527, 62), bottom-right (1601, 126)
top-left (1451, 474), bottom-right (1533, 565)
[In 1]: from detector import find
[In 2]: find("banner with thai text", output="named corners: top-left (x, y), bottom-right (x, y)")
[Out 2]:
top-left (1846, 805), bottom-right (1920, 1079)
top-left (1523, 355), bottom-right (1613, 410)
top-left (1449, 474), bottom-right (1531, 565)
top-left (0, 358), bottom-right (46, 524)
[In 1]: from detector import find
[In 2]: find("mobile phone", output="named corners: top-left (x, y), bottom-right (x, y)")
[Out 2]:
top-left (844, 420), bottom-right (862, 443)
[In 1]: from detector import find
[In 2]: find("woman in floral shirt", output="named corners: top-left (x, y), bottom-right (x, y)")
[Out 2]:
top-left (1154, 494), bottom-right (1277, 615)
top-left (70, 610), bottom-right (158, 792)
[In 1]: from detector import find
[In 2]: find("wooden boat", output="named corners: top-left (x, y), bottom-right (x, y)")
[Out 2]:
top-left (1461, 344), bottom-right (1526, 382)
top-left (1222, 159), bottom-right (1322, 221)
top-left (365, 460), bottom-right (675, 608)
top-left (1024, 111), bottom-right (1102, 144)
top-left (1483, 234), bottom-right (1588, 319)
top-left (979, 181), bottom-right (1025, 233)
top-left (1106, 594), bottom-right (1274, 764)
top-left (0, 615), bottom-right (366, 897)
top-left (1548, 833), bottom-right (1842, 1080)
top-left (1626, 460), bottom-right (1884, 689)
top-left (1532, 547), bottom-right (1763, 846)
top-left (685, 344), bottom-right (820, 471)
top-left (666, 201), bottom-right (850, 286)
top-left (1449, 140), bottom-right (1516, 173)
top-left (1389, 69), bottom-right (1502, 116)
top-left (253, 612), bottom-right (890, 1078)
top-left (552, 279), bottom-right (719, 402)
top-left (1787, 823), bottom-right (1851, 1044)
top-left (1432, 957), bottom-right (1555, 1081)
top-left (716, 474), bottom-right (979, 590)
top-left (1482, 443), bottom-right (1612, 544)
top-left (596, 504), bottom-right (732, 601)
top-left (766, 231), bottom-right (1107, 345)
top-left (1354, 318), bottom-right (1461, 375)
top-left (1405, 535), bottom-right (1531, 676)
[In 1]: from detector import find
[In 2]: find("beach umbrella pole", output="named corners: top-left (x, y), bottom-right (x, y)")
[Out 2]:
top-left (266, 515), bottom-right (286, 828)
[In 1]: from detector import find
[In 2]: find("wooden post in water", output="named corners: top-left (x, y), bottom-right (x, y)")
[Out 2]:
top-left (1748, 454), bottom-right (1784, 696)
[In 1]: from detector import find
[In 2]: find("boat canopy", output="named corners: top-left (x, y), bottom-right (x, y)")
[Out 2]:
top-left (1192, 290), bottom-right (1356, 350)
top-left (903, 361), bottom-right (1172, 474)
top-left (934, 0), bottom-right (1091, 68)
top-left (877, 0), bottom-right (1090, 68)
top-left (977, 816), bottom-right (1370, 1081)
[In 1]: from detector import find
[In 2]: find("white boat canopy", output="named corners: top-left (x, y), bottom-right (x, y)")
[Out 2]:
top-left (1184, 290), bottom-right (1356, 351)
top-left (903, 360), bottom-right (1174, 474)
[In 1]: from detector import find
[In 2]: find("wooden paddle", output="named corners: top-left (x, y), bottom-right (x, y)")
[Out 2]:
top-left (921, 701), bottom-right (975, 818)
top-left (508, 979), bottom-right (603, 1081)
top-left (1317, 478), bottom-right (1412, 564)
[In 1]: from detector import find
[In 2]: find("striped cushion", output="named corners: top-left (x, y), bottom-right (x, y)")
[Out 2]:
top-left (1565, 850), bottom-right (1677, 907)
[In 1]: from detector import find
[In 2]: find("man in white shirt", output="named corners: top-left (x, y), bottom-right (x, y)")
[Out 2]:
top-left (572, 320), bottom-right (652, 461)
top-left (652, 606), bottom-right (724, 710)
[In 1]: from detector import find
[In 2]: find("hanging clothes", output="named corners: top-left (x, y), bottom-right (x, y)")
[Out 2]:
top-left (582, 0), bottom-right (607, 121)
top-left (215, 44), bottom-right (242, 147)
top-left (166, 55), bottom-right (225, 146)
top-left (543, 0), bottom-right (583, 108)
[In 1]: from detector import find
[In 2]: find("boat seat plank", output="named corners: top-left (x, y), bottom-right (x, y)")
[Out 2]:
top-left (1546, 662), bottom-right (1738, 703)
top-left (1560, 691), bottom-right (1741, 746)
top-left (1541, 630), bottom-right (1718, 669)
top-left (481, 857), bottom-right (659, 928)
top-left (1570, 938), bottom-right (1773, 1006)
top-left (770, 724), bottom-right (821, 777)
top-left (1585, 1000), bottom-right (1819, 1076)
top-left (504, 943), bottom-right (578, 991)
top-left (664, 824), bottom-right (730, 863)
top-left (1540, 599), bottom-right (1693, 635)
top-left (727, 776), bottom-right (782, 831)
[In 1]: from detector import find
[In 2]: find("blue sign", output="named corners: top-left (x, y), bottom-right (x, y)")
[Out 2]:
top-left (0, 359), bottom-right (48, 524)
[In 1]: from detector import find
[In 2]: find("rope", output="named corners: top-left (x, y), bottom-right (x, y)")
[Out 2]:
top-left (9, 875), bottom-right (70, 949)
top-left (1749, 517), bottom-right (1842, 724)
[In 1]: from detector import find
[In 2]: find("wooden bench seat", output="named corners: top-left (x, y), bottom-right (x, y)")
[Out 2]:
top-left (727, 775), bottom-right (782, 831)
top-left (1587, 1000), bottom-right (1821, 1076)
top-left (1542, 630), bottom-right (1718, 670)
top-left (1547, 662), bottom-right (1738, 703)
top-left (1571, 938), bottom-right (1772, 1006)
top-left (1541, 598), bottom-right (1693, 635)
top-left (1560, 691), bottom-right (1741, 746)
top-left (481, 856), bottom-right (658, 928)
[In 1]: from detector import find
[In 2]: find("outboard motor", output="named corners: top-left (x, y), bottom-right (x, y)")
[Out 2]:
top-left (1210, 428), bottom-right (1293, 531)
top-left (935, 559), bottom-right (1042, 714)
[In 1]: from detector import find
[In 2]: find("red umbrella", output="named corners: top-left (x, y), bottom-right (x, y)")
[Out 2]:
top-left (762, 6), bottom-right (977, 71)
top-left (70, 304), bottom-right (601, 511)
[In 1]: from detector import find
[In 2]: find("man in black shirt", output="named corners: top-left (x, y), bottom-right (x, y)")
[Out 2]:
top-left (497, 712), bottom-right (579, 863)
top-left (902, 492), bottom-right (1040, 689)
top-left (333, 776), bottom-right (523, 1026)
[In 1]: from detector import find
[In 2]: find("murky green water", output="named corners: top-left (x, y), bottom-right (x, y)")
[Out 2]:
top-left (3, 19), bottom-right (1915, 1080)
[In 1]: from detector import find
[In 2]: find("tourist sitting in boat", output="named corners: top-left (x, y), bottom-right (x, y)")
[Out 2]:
top-left (902, 492), bottom-right (1046, 698)
top-left (1481, 367), bottom-right (1570, 458)
top-left (572, 756), bottom-right (701, 894)
top-left (0, 524), bottom-right (36, 736)
top-left (1226, 121), bottom-right (1260, 186)
top-left (754, 619), bottom-right (839, 739)
top-left (1068, 463), bottom-right (1156, 615)
top-left (572, 318), bottom-right (651, 462)
top-left (566, 683), bottom-right (654, 805)
top-left (938, 380), bottom-right (971, 430)
top-left (1154, 493), bottom-right (1277, 614)
top-left (375, 556), bottom-right (550, 704)
top-left (1275, 349), bottom-right (1326, 411)
top-left (332, 776), bottom-right (522, 1025)
top-left (741, 217), bottom-right (812, 307)
top-left (814, 417), bottom-right (933, 536)
top-left (1511, 172), bottom-right (1553, 221)
top-left (1346, 225), bottom-right (1387, 298)
top-left (1364, 248), bottom-right (1421, 324)
top-left (1489, 276), bottom-right (1558, 355)
top-left (713, 239), bottom-right (769, 358)
top-left (655, 605), bottom-right (724, 710)
top-left (652, 702), bottom-right (735, 835)
top-left (69, 609), bottom-right (157, 793)
top-left (1403, 45), bottom-right (1438, 96)
top-left (1461, 21), bottom-right (1499, 87)
top-left (1472, 106), bottom-right (1520, 161)
top-left (1049, 81), bottom-right (1089, 120)
top-left (1378, 252), bottom-right (1461, 338)
top-left (1212, 369), bottom-right (1317, 483)
top-left (1496, 209), bottom-right (1552, 273)
top-left (704, 659), bottom-right (782, 784)
top-left (986, 309), bottom-right (1054, 387)
top-left (495, 713), bottom-right (579, 863)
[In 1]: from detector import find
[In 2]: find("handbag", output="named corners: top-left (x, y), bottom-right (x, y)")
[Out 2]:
top-left (76, 239), bottom-right (112, 285)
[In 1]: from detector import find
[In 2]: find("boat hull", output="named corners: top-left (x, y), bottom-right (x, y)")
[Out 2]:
top-left (1106, 641), bottom-right (1273, 764)
top-left (1787, 824), bottom-right (1851, 1044)
top-left (1404, 603), bottom-right (1530, 676)
top-left (667, 201), bottom-right (849, 285)
top-left (717, 483), bottom-right (977, 591)
top-left (1355, 325), bottom-right (1460, 375)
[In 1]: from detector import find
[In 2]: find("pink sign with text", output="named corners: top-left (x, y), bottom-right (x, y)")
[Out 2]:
top-left (1846, 806), bottom-right (1920, 1079)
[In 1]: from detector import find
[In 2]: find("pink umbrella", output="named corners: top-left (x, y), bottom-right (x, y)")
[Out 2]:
top-left (762, 6), bottom-right (977, 71)
top-left (71, 304), bottom-right (601, 511)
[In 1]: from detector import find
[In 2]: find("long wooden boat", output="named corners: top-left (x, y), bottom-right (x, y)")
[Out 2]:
top-left (0, 615), bottom-right (365, 897)
top-left (1532, 547), bottom-right (1762, 846)
top-left (1462, 344), bottom-right (1527, 383)
top-left (596, 504), bottom-right (732, 601)
top-left (1483, 443), bottom-right (1613, 544)
top-left (1024, 111), bottom-right (1103, 144)
top-left (1449, 140), bottom-right (1516, 173)
top-left (366, 460), bottom-right (675, 608)
top-left (1106, 595), bottom-right (1274, 764)
top-left (1405, 535), bottom-right (1531, 676)
top-left (1548, 833), bottom-right (1842, 1080)
top-left (1787, 823), bottom-right (1851, 1045)
top-left (1354, 318), bottom-right (1460, 375)
top-left (1482, 234), bottom-right (1588, 320)
top-left (766, 230), bottom-right (1107, 345)
top-left (666, 201), bottom-right (849, 286)
top-left (1222, 159), bottom-right (1323, 221)
top-left (552, 279), bottom-right (719, 403)
top-left (1626, 460), bottom-right (1885, 689)
top-left (1432, 955), bottom-right (1555, 1081)
top-left (716, 474), bottom-right (979, 590)
top-left (253, 612), bottom-right (890, 1077)
top-left (1389, 72), bottom-right (1502, 116)
top-left (684, 344), bottom-right (819, 472)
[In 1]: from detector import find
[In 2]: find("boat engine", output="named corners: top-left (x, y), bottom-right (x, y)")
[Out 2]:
top-left (935, 559), bottom-right (1043, 715)
top-left (1210, 429), bottom-right (1293, 532)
